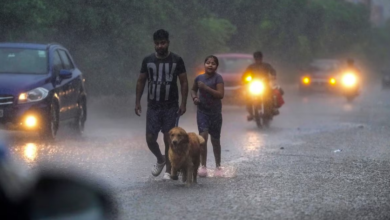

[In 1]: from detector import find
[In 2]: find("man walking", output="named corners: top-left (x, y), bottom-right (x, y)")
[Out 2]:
top-left (135, 29), bottom-right (188, 179)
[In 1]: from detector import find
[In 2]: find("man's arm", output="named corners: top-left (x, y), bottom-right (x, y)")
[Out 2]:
top-left (267, 63), bottom-right (277, 77)
top-left (178, 73), bottom-right (188, 115)
top-left (135, 73), bottom-right (148, 116)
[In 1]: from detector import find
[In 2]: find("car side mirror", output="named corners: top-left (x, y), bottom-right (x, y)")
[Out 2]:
top-left (4, 172), bottom-right (116, 220)
top-left (59, 69), bottom-right (72, 79)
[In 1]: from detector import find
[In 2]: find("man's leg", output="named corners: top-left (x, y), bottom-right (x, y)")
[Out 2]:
top-left (161, 104), bottom-right (180, 178)
top-left (163, 132), bottom-right (171, 174)
top-left (146, 107), bottom-right (165, 176)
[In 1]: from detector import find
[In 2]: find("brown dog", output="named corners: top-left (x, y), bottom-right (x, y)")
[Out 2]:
top-left (168, 127), bottom-right (205, 186)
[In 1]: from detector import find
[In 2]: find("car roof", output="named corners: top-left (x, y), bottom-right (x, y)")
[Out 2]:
top-left (0, 42), bottom-right (63, 50)
top-left (214, 53), bottom-right (253, 59)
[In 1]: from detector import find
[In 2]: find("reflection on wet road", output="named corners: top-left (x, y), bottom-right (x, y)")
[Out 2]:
top-left (2, 84), bottom-right (390, 219)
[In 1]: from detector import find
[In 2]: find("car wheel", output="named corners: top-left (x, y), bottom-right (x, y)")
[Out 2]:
top-left (40, 101), bottom-right (59, 140)
top-left (73, 100), bottom-right (86, 135)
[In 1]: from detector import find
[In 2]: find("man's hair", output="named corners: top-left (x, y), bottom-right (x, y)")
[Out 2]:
top-left (153, 29), bottom-right (169, 41)
top-left (253, 51), bottom-right (263, 59)
top-left (204, 55), bottom-right (219, 67)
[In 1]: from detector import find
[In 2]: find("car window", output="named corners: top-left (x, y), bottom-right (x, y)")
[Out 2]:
top-left (53, 50), bottom-right (63, 76)
top-left (309, 61), bottom-right (340, 73)
top-left (58, 50), bottom-right (74, 70)
top-left (0, 48), bottom-right (48, 74)
top-left (218, 57), bottom-right (253, 73)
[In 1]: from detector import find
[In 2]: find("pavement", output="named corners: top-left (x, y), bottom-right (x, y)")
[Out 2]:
top-left (2, 83), bottom-right (390, 220)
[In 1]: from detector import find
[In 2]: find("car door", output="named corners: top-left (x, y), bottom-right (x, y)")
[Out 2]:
top-left (52, 50), bottom-right (70, 120)
top-left (58, 49), bottom-right (81, 119)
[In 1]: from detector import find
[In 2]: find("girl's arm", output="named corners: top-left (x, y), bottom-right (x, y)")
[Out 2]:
top-left (198, 82), bottom-right (224, 99)
top-left (191, 80), bottom-right (201, 105)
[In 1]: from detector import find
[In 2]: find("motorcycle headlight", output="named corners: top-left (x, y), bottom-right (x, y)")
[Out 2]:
top-left (19, 87), bottom-right (49, 104)
top-left (342, 73), bottom-right (357, 87)
top-left (249, 80), bottom-right (264, 95)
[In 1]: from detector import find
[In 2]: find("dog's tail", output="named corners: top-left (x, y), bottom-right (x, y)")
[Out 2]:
top-left (197, 135), bottom-right (205, 145)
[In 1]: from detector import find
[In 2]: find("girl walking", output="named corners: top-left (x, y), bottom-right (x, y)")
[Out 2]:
top-left (191, 55), bottom-right (224, 177)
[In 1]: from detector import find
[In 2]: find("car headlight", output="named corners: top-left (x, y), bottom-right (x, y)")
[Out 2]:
top-left (302, 77), bottom-right (310, 84)
top-left (249, 80), bottom-right (264, 95)
top-left (19, 87), bottom-right (49, 103)
top-left (342, 73), bottom-right (357, 87)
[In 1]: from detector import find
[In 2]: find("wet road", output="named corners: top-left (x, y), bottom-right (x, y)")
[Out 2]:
top-left (2, 83), bottom-right (390, 220)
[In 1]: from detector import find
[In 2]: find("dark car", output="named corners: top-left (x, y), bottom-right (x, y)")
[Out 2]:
top-left (299, 59), bottom-right (341, 94)
top-left (0, 43), bottom-right (87, 140)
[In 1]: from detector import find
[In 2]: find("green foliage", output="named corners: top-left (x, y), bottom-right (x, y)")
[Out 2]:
top-left (1, 0), bottom-right (388, 95)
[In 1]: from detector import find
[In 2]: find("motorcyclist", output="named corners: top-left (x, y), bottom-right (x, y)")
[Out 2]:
top-left (241, 51), bottom-right (282, 121)
top-left (345, 58), bottom-right (360, 73)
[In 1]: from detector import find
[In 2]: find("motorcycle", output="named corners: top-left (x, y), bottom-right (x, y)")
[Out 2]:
top-left (339, 71), bottom-right (360, 102)
top-left (244, 75), bottom-right (282, 128)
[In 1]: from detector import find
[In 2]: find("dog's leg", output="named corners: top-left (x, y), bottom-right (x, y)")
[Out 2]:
top-left (193, 165), bottom-right (199, 183)
top-left (181, 169), bottom-right (187, 183)
top-left (186, 163), bottom-right (194, 187)
top-left (171, 167), bottom-right (178, 181)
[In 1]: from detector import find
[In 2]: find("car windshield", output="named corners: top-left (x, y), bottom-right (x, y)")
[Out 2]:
top-left (0, 48), bottom-right (48, 74)
top-left (218, 57), bottom-right (253, 73)
top-left (308, 61), bottom-right (340, 74)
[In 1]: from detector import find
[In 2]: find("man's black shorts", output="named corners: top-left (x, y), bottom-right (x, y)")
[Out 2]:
top-left (146, 103), bottom-right (179, 135)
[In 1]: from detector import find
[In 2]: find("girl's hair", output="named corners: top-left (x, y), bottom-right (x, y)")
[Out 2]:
top-left (204, 55), bottom-right (219, 67)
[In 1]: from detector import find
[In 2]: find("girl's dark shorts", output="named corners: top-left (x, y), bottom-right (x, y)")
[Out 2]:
top-left (197, 110), bottom-right (222, 139)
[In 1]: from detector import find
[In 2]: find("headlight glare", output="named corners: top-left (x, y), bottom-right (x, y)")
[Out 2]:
top-left (19, 88), bottom-right (49, 103)
top-left (249, 80), bottom-right (264, 95)
top-left (342, 73), bottom-right (357, 87)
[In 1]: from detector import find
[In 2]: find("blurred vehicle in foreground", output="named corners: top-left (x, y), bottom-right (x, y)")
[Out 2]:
top-left (0, 138), bottom-right (115, 220)
top-left (298, 59), bottom-right (341, 94)
top-left (195, 53), bottom-right (253, 104)
top-left (0, 43), bottom-right (87, 140)
top-left (381, 69), bottom-right (390, 89)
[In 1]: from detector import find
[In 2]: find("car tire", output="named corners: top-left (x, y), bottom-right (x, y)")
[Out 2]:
top-left (72, 99), bottom-right (87, 135)
top-left (39, 101), bottom-right (59, 140)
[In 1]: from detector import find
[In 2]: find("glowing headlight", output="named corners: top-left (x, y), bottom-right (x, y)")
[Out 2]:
top-left (19, 87), bottom-right (49, 103)
top-left (329, 78), bottom-right (336, 85)
top-left (303, 77), bottom-right (310, 84)
top-left (25, 116), bottom-right (37, 127)
top-left (249, 80), bottom-right (264, 95)
top-left (342, 73), bottom-right (357, 87)
top-left (245, 76), bottom-right (252, 82)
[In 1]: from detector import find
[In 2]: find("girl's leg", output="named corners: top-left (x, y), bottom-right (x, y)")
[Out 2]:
top-left (199, 131), bottom-right (209, 167)
top-left (210, 137), bottom-right (221, 168)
